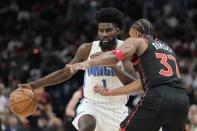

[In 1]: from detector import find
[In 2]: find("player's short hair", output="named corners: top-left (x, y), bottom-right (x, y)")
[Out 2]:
top-left (95, 7), bottom-right (124, 29)
top-left (131, 19), bottom-right (157, 38)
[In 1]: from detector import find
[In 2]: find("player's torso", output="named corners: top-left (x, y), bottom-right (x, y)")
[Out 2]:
top-left (83, 40), bottom-right (128, 108)
top-left (132, 36), bottom-right (183, 90)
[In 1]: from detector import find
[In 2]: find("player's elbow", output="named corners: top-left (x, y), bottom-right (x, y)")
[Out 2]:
top-left (122, 81), bottom-right (132, 86)
top-left (137, 81), bottom-right (143, 93)
top-left (123, 76), bottom-right (137, 85)
top-left (122, 80), bottom-right (133, 86)
top-left (122, 79), bottom-right (132, 85)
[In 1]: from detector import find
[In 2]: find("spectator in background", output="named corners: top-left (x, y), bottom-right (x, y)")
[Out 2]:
top-left (188, 105), bottom-right (197, 131)
top-left (22, 87), bottom-right (63, 131)
top-left (5, 116), bottom-right (21, 131)
top-left (26, 87), bottom-right (48, 131)
top-left (191, 88), bottom-right (197, 105)
top-left (192, 114), bottom-right (197, 131)
top-left (65, 87), bottom-right (83, 131)
top-left (0, 83), bottom-right (7, 113)
top-left (0, 114), bottom-right (9, 131)
top-left (45, 104), bottom-right (62, 131)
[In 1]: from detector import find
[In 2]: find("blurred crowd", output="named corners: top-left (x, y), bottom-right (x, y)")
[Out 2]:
top-left (0, 0), bottom-right (197, 131)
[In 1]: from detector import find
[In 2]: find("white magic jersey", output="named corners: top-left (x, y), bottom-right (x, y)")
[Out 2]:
top-left (83, 40), bottom-right (128, 109)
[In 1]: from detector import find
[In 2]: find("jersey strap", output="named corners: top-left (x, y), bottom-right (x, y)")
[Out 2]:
top-left (132, 58), bottom-right (141, 66)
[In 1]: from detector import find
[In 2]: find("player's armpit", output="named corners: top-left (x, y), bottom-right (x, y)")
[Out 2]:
top-left (72, 43), bottom-right (92, 62)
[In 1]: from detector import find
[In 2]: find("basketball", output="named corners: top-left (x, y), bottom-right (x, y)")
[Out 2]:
top-left (9, 88), bottom-right (38, 117)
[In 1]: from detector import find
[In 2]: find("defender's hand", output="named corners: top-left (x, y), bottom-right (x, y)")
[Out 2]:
top-left (93, 85), bottom-right (109, 96)
top-left (66, 61), bottom-right (90, 73)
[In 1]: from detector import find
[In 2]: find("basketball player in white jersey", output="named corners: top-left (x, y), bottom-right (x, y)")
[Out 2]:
top-left (18, 7), bottom-right (137, 131)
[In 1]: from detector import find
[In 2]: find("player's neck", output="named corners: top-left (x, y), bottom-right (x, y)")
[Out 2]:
top-left (100, 39), bottom-right (117, 52)
top-left (101, 44), bottom-right (117, 52)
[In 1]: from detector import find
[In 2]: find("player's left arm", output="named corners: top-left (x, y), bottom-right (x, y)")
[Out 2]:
top-left (111, 59), bottom-right (138, 85)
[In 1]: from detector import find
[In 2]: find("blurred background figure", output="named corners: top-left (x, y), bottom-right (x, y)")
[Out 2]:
top-left (0, 83), bottom-right (6, 113)
top-left (65, 87), bottom-right (83, 131)
top-left (5, 116), bottom-right (21, 131)
top-left (24, 87), bottom-right (63, 131)
top-left (188, 105), bottom-right (197, 131)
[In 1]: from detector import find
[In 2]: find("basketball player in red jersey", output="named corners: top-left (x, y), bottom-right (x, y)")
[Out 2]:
top-left (67, 19), bottom-right (189, 131)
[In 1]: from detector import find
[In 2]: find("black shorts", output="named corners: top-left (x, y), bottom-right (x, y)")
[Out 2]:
top-left (120, 86), bottom-right (189, 131)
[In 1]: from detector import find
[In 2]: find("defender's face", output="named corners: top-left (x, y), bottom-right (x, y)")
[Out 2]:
top-left (98, 23), bottom-right (120, 45)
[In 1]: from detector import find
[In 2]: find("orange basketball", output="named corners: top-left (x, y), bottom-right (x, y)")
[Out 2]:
top-left (9, 88), bottom-right (38, 117)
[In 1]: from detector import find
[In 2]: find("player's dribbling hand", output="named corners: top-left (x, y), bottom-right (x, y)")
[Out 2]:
top-left (93, 85), bottom-right (109, 96)
top-left (66, 61), bottom-right (89, 73)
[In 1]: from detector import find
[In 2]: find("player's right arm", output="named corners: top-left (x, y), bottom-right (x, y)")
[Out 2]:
top-left (67, 38), bottom-right (147, 72)
top-left (93, 79), bottom-right (143, 96)
top-left (18, 43), bottom-right (92, 89)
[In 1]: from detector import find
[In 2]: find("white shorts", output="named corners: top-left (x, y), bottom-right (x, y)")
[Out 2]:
top-left (72, 98), bottom-right (128, 131)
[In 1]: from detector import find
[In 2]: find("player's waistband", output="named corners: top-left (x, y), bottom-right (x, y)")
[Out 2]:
top-left (81, 97), bottom-right (127, 109)
top-left (146, 78), bottom-right (184, 89)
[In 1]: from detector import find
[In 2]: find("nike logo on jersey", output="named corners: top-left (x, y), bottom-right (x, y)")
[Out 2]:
top-left (87, 66), bottom-right (115, 76)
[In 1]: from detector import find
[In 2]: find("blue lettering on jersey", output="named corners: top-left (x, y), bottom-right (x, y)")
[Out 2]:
top-left (111, 69), bottom-right (115, 76)
top-left (93, 66), bottom-right (97, 76)
top-left (87, 66), bottom-right (115, 76)
top-left (99, 66), bottom-right (103, 76)
top-left (104, 66), bottom-right (111, 76)
top-left (88, 66), bottom-right (93, 75)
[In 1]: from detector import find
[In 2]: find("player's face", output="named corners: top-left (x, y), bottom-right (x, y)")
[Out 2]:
top-left (98, 23), bottom-right (120, 50)
top-left (129, 28), bottom-right (142, 38)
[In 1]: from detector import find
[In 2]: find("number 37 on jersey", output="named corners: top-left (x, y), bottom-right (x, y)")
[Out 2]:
top-left (155, 53), bottom-right (180, 79)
